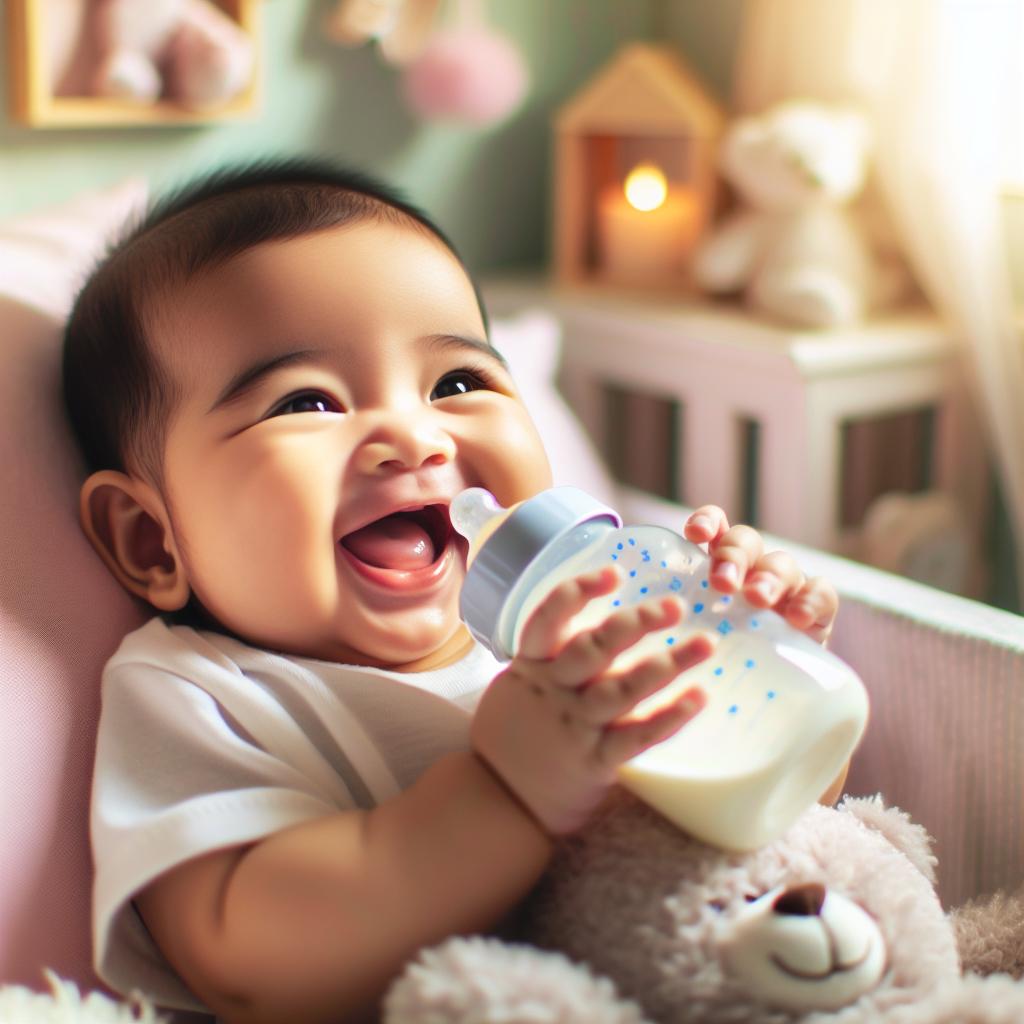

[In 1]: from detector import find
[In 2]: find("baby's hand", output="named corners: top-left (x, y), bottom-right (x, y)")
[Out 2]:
top-left (684, 505), bottom-right (838, 644)
top-left (471, 567), bottom-right (710, 836)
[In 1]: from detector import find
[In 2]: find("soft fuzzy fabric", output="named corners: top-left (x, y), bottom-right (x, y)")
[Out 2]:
top-left (524, 796), bottom-right (959, 1023)
top-left (383, 936), bottom-right (646, 1024)
top-left (0, 972), bottom-right (164, 1023)
top-left (953, 886), bottom-right (1024, 979)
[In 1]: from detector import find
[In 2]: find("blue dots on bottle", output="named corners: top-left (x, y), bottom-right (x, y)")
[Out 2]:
top-left (661, 560), bottom-right (668, 568)
top-left (745, 659), bottom-right (755, 669)
top-left (721, 595), bottom-right (732, 604)
top-left (669, 577), bottom-right (682, 592)
top-left (641, 549), bottom-right (651, 562)
top-left (640, 586), bottom-right (648, 594)
top-left (629, 570), bottom-right (638, 578)
top-left (617, 542), bottom-right (624, 550)
top-left (717, 620), bottom-right (734, 636)
top-left (612, 599), bottom-right (621, 607)
top-left (767, 690), bottom-right (776, 700)
top-left (701, 579), bottom-right (709, 589)
top-left (751, 619), bottom-right (760, 629)
top-left (694, 602), bottom-right (704, 614)
top-left (628, 538), bottom-right (636, 546)
top-left (713, 667), bottom-right (724, 676)
top-left (729, 704), bottom-right (739, 715)
top-left (611, 553), bottom-right (618, 560)
top-left (666, 636), bottom-right (676, 645)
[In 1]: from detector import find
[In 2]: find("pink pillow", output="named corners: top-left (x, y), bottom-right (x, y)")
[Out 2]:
top-left (491, 310), bottom-right (619, 508)
top-left (0, 180), bottom-right (148, 992)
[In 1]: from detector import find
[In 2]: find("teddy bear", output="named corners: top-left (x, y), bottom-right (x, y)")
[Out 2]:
top-left (383, 791), bottom-right (1024, 1023)
top-left (692, 101), bottom-right (909, 329)
top-left (88, 0), bottom-right (254, 109)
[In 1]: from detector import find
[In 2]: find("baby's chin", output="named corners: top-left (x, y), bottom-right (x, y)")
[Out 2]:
top-left (273, 615), bottom-right (471, 672)
top-left (341, 617), bottom-right (473, 673)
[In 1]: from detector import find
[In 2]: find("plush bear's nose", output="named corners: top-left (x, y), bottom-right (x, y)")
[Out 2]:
top-left (773, 883), bottom-right (826, 917)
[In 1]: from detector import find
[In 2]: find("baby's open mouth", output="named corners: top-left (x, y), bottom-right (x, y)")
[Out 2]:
top-left (339, 504), bottom-right (452, 572)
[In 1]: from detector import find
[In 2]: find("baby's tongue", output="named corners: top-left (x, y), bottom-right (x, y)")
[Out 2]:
top-left (342, 513), bottom-right (435, 570)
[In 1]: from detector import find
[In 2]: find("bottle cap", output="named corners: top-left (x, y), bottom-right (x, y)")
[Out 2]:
top-left (455, 486), bottom-right (621, 658)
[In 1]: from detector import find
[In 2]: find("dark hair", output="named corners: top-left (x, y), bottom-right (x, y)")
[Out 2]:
top-left (61, 156), bottom-right (486, 487)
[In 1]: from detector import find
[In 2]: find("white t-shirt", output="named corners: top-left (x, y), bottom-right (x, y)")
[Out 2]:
top-left (91, 617), bottom-right (503, 1012)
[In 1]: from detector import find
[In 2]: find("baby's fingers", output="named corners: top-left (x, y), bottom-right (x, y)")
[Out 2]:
top-left (575, 632), bottom-right (715, 725)
top-left (551, 596), bottom-right (686, 686)
top-left (776, 576), bottom-right (838, 644)
top-left (594, 686), bottom-right (706, 768)
top-left (706, 523), bottom-right (765, 592)
top-left (685, 504), bottom-right (730, 545)
top-left (518, 568), bottom-right (620, 660)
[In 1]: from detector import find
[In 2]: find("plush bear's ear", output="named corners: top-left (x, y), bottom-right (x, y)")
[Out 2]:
top-left (839, 794), bottom-right (938, 885)
top-left (721, 116), bottom-right (769, 175)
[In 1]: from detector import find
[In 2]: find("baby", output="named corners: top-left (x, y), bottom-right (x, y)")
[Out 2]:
top-left (62, 159), bottom-right (841, 1024)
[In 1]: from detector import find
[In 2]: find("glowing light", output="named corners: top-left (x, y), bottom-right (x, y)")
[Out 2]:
top-left (624, 163), bottom-right (668, 212)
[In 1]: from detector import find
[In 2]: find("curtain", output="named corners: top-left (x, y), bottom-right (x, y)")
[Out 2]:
top-left (733, 0), bottom-right (1024, 600)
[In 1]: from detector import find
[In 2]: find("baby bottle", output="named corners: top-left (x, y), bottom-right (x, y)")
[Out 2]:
top-left (452, 486), bottom-right (869, 851)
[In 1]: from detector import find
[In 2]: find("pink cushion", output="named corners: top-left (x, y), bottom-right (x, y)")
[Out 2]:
top-left (0, 180), bottom-right (148, 992)
top-left (491, 310), bottom-right (619, 508)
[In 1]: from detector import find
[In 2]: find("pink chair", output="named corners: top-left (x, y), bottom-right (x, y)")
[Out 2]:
top-left (0, 181), bottom-right (149, 995)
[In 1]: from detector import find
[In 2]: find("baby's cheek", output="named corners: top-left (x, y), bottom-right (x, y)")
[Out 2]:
top-left (477, 406), bottom-right (552, 505)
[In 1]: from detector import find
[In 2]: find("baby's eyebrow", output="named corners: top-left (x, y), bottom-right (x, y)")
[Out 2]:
top-left (208, 335), bottom-right (507, 415)
top-left (422, 333), bottom-right (508, 370)
top-left (209, 348), bottom-right (327, 413)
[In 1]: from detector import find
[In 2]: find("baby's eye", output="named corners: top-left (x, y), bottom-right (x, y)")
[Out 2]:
top-left (431, 369), bottom-right (492, 401)
top-left (269, 391), bottom-right (341, 417)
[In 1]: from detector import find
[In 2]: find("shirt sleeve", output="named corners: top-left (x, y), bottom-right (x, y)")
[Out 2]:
top-left (91, 624), bottom-right (347, 1011)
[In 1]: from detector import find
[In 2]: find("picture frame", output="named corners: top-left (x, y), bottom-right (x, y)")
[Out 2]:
top-left (6, 0), bottom-right (262, 128)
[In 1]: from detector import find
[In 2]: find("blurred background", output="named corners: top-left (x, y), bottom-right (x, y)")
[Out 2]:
top-left (1, 2), bottom-right (742, 264)
top-left (4, 0), bottom-right (1023, 615)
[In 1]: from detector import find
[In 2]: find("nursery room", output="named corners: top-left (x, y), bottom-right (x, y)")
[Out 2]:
top-left (2, 1), bottom-right (1023, 1022)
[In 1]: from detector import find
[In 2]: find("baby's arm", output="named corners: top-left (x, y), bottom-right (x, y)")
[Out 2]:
top-left (135, 572), bottom-right (709, 1024)
top-left (136, 748), bottom-right (551, 1024)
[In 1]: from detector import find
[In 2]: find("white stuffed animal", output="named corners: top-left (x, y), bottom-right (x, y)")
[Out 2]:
top-left (693, 101), bottom-right (905, 328)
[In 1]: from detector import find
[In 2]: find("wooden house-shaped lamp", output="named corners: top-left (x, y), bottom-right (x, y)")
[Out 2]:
top-left (554, 43), bottom-right (725, 291)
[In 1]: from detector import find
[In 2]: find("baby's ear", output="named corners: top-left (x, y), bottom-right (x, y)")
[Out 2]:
top-left (79, 470), bottom-right (190, 612)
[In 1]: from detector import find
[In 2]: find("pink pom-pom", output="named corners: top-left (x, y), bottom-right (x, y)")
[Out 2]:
top-left (402, 26), bottom-right (527, 126)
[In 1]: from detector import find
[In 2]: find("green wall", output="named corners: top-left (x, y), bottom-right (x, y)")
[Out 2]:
top-left (0, 0), bottom-right (745, 272)
top-left (4, 0), bottom-right (1017, 609)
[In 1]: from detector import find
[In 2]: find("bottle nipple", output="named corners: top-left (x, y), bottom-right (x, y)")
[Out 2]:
top-left (450, 487), bottom-right (511, 564)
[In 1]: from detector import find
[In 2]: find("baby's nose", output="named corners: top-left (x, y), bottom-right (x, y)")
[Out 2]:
top-left (355, 420), bottom-right (456, 473)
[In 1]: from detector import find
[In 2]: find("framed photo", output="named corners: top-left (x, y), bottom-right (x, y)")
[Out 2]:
top-left (6, 0), bottom-right (261, 128)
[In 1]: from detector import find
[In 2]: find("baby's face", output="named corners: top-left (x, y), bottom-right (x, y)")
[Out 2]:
top-left (148, 220), bottom-right (551, 668)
